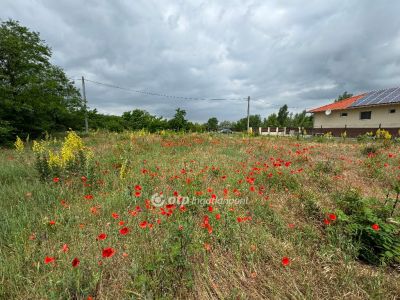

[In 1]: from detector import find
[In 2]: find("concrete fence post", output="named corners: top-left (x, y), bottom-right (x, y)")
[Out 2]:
top-left (267, 127), bottom-right (270, 135)
top-left (283, 127), bottom-right (286, 136)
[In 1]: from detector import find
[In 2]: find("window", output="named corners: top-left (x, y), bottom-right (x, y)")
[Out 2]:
top-left (389, 109), bottom-right (396, 114)
top-left (360, 111), bottom-right (371, 120)
top-left (340, 112), bottom-right (348, 117)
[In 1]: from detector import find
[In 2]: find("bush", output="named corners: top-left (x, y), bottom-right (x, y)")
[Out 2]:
top-left (332, 189), bottom-right (400, 266)
top-left (357, 131), bottom-right (374, 143)
top-left (32, 130), bottom-right (94, 180)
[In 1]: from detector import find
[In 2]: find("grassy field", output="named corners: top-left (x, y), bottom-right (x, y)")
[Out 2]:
top-left (1, 132), bottom-right (399, 299)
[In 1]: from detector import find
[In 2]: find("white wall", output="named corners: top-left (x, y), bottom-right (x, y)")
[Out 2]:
top-left (313, 104), bottom-right (400, 128)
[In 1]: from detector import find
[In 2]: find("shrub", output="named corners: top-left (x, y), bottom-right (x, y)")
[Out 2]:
top-left (376, 129), bottom-right (392, 148)
top-left (332, 189), bottom-right (400, 266)
top-left (357, 132), bottom-right (374, 143)
top-left (32, 130), bottom-right (94, 180)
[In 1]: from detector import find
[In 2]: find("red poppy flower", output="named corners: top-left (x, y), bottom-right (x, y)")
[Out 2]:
top-left (371, 224), bottom-right (380, 231)
top-left (90, 206), bottom-right (99, 214)
top-left (216, 214), bottom-right (221, 220)
top-left (49, 220), bottom-right (56, 225)
top-left (139, 221), bottom-right (147, 228)
top-left (72, 257), bottom-right (80, 267)
top-left (328, 213), bottom-right (336, 221)
top-left (81, 176), bottom-right (87, 182)
top-left (208, 206), bottom-right (213, 212)
top-left (281, 256), bottom-right (290, 266)
top-left (44, 256), bottom-right (55, 264)
top-left (323, 219), bottom-right (330, 225)
top-left (60, 200), bottom-right (70, 208)
top-left (84, 194), bottom-right (93, 200)
top-left (61, 243), bottom-right (69, 252)
top-left (53, 177), bottom-right (59, 183)
top-left (134, 191), bottom-right (141, 197)
top-left (97, 233), bottom-right (107, 240)
top-left (204, 243), bottom-right (211, 251)
top-left (112, 213), bottom-right (119, 219)
top-left (102, 247), bottom-right (116, 258)
top-left (119, 227), bottom-right (130, 235)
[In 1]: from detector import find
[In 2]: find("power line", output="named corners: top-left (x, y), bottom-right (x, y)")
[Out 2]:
top-left (80, 78), bottom-right (247, 102)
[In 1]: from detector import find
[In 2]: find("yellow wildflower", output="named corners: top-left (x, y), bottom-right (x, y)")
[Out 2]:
top-left (14, 136), bottom-right (24, 153)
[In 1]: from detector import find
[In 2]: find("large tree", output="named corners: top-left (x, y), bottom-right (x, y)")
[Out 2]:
top-left (219, 120), bottom-right (235, 129)
top-left (122, 109), bottom-right (153, 130)
top-left (277, 104), bottom-right (289, 127)
top-left (263, 113), bottom-right (279, 127)
top-left (122, 109), bottom-right (167, 132)
top-left (234, 115), bottom-right (262, 131)
top-left (169, 108), bottom-right (188, 131)
top-left (0, 20), bottom-right (82, 142)
top-left (205, 117), bottom-right (218, 131)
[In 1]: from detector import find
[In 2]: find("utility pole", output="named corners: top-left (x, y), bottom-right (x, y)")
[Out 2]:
top-left (81, 76), bottom-right (89, 134)
top-left (247, 96), bottom-right (250, 133)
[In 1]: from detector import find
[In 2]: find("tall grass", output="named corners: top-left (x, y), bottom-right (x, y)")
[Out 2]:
top-left (0, 132), bottom-right (399, 299)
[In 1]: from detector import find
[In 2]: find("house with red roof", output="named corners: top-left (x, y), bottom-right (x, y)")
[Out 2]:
top-left (309, 87), bottom-right (400, 133)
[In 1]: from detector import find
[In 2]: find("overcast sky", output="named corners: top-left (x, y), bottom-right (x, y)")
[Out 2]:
top-left (2, 0), bottom-right (400, 122)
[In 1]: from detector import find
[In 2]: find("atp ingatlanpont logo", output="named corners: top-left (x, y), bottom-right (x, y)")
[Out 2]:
top-left (150, 193), bottom-right (247, 207)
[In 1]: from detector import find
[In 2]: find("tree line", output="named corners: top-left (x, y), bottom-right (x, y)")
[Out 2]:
top-left (0, 20), bottom-right (313, 145)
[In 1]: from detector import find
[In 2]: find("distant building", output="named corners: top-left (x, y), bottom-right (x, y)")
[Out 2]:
top-left (309, 87), bottom-right (400, 133)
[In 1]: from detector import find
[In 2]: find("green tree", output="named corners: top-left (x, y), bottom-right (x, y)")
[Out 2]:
top-left (291, 110), bottom-right (313, 128)
top-left (0, 20), bottom-right (82, 142)
top-left (219, 120), bottom-right (235, 129)
top-left (169, 108), bottom-right (188, 131)
top-left (263, 113), bottom-right (279, 127)
top-left (88, 109), bottom-right (126, 132)
top-left (122, 109), bottom-right (152, 130)
top-left (188, 122), bottom-right (205, 132)
top-left (234, 115), bottom-right (262, 131)
top-left (205, 117), bottom-right (218, 131)
top-left (335, 91), bottom-right (353, 102)
top-left (277, 104), bottom-right (289, 127)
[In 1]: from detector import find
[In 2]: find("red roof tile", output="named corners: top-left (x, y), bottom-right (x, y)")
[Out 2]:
top-left (309, 94), bottom-right (366, 113)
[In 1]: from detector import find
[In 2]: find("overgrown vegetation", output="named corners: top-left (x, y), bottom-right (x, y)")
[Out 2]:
top-left (1, 132), bottom-right (400, 299)
top-left (332, 189), bottom-right (400, 266)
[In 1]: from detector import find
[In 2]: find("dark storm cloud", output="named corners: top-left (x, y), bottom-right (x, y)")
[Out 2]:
top-left (2, 0), bottom-right (400, 122)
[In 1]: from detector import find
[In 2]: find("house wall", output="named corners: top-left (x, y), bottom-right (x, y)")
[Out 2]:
top-left (313, 104), bottom-right (400, 128)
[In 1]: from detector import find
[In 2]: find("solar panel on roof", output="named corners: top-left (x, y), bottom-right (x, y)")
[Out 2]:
top-left (350, 87), bottom-right (400, 107)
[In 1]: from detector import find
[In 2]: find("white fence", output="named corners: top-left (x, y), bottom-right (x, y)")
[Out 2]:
top-left (258, 127), bottom-right (304, 136)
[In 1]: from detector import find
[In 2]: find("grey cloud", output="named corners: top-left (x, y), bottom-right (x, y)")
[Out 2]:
top-left (2, 0), bottom-right (400, 121)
